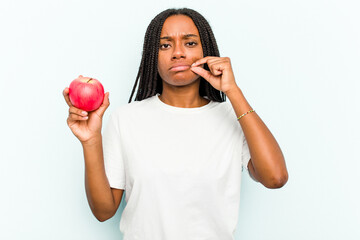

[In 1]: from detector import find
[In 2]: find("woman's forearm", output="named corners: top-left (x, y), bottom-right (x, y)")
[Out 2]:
top-left (225, 86), bottom-right (288, 188)
top-left (81, 136), bottom-right (116, 221)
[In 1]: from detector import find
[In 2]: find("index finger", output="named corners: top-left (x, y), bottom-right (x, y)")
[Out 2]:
top-left (63, 87), bottom-right (73, 107)
top-left (191, 56), bottom-right (216, 67)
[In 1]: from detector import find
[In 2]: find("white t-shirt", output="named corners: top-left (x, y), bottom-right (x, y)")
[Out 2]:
top-left (103, 93), bottom-right (257, 240)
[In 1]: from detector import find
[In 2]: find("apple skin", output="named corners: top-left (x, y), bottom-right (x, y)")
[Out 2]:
top-left (69, 75), bottom-right (105, 112)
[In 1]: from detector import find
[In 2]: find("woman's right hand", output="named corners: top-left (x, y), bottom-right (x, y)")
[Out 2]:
top-left (63, 84), bottom-right (110, 144)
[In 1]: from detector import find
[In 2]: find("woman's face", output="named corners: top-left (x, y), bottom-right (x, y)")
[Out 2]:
top-left (157, 14), bottom-right (204, 86)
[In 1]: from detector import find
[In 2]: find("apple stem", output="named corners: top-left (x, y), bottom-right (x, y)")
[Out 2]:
top-left (87, 78), bottom-right (93, 83)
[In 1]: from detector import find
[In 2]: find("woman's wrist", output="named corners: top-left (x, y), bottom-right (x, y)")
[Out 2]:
top-left (81, 134), bottom-right (102, 147)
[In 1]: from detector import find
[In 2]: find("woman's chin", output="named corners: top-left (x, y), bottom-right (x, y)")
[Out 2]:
top-left (168, 76), bottom-right (200, 86)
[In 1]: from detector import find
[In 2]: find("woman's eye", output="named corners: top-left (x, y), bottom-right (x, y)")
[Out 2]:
top-left (160, 42), bottom-right (197, 49)
top-left (186, 42), bottom-right (197, 46)
top-left (160, 44), bottom-right (170, 49)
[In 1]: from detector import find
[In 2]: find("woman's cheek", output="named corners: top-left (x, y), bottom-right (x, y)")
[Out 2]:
top-left (191, 57), bottom-right (201, 65)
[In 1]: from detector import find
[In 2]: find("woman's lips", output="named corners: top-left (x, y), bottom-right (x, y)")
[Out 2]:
top-left (170, 65), bottom-right (190, 72)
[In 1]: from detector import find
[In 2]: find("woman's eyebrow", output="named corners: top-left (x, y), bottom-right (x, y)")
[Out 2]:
top-left (160, 34), bottom-right (199, 40)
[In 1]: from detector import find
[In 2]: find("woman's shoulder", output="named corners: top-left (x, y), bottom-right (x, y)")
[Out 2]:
top-left (111, 96), bottom-right (155, 116)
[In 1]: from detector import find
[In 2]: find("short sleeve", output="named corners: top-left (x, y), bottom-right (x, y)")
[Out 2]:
top-left (241, 133), bottom-right (259, 182)
top-left (102, 111), bottom-right (126, 189)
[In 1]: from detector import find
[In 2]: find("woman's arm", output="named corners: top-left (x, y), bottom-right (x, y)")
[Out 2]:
top-left (191, 57), bottom-right (288, 189)
top-left (82, 136), bottom-right (120, 221)
top-left (226, 86), bottom-right (288, 188)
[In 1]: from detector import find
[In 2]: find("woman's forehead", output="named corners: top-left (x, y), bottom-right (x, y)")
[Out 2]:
top-left (160, 15), bottom-right (199, 37)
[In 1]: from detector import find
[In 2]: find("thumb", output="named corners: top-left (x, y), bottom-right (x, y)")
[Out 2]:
top-left (191, 66), bottom-right (218, 86)
top-left (191, 66), bottom-right (211, 80)
top-left (95, 92), bottom-right (110, 118)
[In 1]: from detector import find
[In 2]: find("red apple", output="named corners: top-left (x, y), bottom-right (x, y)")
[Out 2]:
top-left (68, 75), bottom-right (105, 112)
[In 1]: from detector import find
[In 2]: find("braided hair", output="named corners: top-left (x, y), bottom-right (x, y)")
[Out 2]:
top-left (128, 8), bottom-right (227, 103)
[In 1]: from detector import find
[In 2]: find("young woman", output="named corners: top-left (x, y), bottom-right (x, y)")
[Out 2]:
top-left (63, 7), bottom-right (288, 240)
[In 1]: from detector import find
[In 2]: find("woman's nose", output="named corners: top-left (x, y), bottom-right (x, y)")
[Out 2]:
top-left (172, 43), bottom-right (185, 59)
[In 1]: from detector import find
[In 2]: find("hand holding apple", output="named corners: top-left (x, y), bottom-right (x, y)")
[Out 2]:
top-left (63, 75), bottom-right (110, 144)
top-left (69, 75), bottom-right (105, 112)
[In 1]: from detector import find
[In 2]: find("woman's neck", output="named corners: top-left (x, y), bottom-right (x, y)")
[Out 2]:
top-left (158, 92), bottom-right (210, 108)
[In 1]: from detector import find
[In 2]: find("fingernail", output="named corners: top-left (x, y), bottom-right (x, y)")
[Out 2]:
top-left (82, 111), bottom-right (88, 115)
top-left (191, 63), bottom-right (195, 66)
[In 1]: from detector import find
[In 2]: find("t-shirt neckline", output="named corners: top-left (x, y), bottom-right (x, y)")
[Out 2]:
top-left (154, 93), bottom-right (214, 113)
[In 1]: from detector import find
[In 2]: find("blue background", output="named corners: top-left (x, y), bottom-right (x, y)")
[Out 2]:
top-left (0, 0), bottom-right (359, 239)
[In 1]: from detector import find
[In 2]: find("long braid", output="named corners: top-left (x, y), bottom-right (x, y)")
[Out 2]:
top-left (140, 20), bottom-right (156, 100)
top-left (129, 8), bottom-right (226, 103)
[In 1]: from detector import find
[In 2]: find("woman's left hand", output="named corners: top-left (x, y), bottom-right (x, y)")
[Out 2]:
top-left (190, 56), bottom-right (238, 94)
